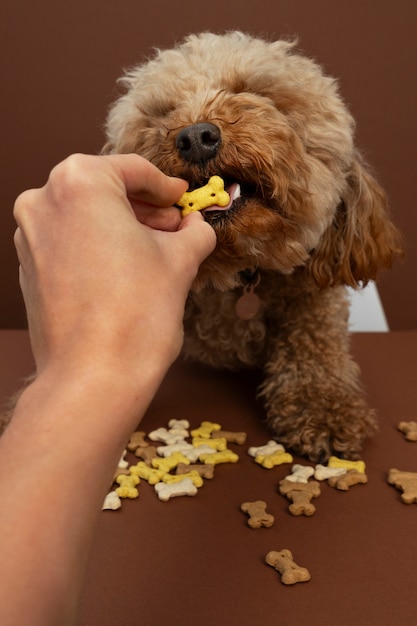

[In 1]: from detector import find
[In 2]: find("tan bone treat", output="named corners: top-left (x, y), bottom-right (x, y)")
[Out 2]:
top-left (328, 469), bottom-right (368, 491)
top-left (279, 479), bottom-right (321, 516)
top-left (212, 430), bottom-right (247, 445)
top-left (388, 468), bottom-right (417, 504)
top-left (241, 500), bottom-right (274, 529)
top-left (177, 176), bottom-right (230, 216)
top-left (126, 431), bottom-right (148, 452)
top-left (265, 549), bottom-right (311, 585)
top-left (112, 466), bottom-right (130, 483)
top-left (397, 421), bottom-right (417, 442)
top-left (134, 446), bottom-right (158, 465)
top-left (176, 462), bottom-right (215, 479)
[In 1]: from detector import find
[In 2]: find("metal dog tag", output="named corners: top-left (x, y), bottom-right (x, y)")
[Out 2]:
top-left (235, 285), bottom-right (262, 320)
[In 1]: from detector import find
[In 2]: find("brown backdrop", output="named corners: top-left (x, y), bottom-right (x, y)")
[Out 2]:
top-left (1, 0), bottom-right (416, 329)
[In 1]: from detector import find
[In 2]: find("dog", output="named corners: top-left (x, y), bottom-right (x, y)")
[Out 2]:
top-left (3, 32), bottom-right (403, 461)
top-left (102, 31), bottom-right (404, 461)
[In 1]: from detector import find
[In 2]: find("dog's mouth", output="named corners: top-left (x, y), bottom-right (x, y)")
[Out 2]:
top-left (182, 176), bottom-right (261, 221)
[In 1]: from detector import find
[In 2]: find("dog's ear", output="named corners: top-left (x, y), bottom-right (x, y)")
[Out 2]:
top-left (308, 152), bottom-right (404, 288)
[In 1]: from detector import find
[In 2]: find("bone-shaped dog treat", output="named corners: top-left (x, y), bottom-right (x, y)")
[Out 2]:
top-left (241, 500), bottom-right (274, 528)
top-left (166, 419), bottom-right (190, 439)
top-left (112, 450), bottom-right (130, 484)
top-left (115, 474), bottom-right (140, 499)
top-left (148, 427), bottom-right (187, 445)
top-left (397, 421), bottom-right (417, 442)
top-left (247, 440), bottom-right (285, 458)
top-left (126, 431), bottom-right (148, 452)
top-left (328, 456), bottom-right (366, 474)
top-left (181, 445), bottom-right (217, 463)
top-left (162, 470), bottom-right (203, 488)
top-left (177, 176), bottom-right (230, 216)
top-left (328, 469), bottom-right (368, 490)
top-left (154, 477), bottom-right (198, 501)
top-left (284, 464), bottom-right (315, 483)
top-left (116, 450), bottom-right (129, 469)
top-left (151, 451), bottom-right (190, 473)
top-left (102, 490), bottom-right (122, 511)
top-left (176, 462), bottom-right (215, 479)
top-left (279, 479), bottom-right (321, 516)
top-left (134, 446), bottom-right (158, 465)
top-left (265, 549), bottom-right (311, 585)
top-left (388, 468), bottom-right (417, 504)
top-left (192, 437), bottom-right (228, 451)
top-left (112, 466), bottom-right (130, 483)
top-left (199, 450), bottom-right (239, 465)
top-left (168, 418), bottom-right (190, 431)
top-left (212, 430), bottom-right (247, 445)
top-left (129, 462), bottom-right (166, 485)
top-left (255, 450), bottom-right (293, 469)
top-left (190, 421), bottom-right (222, 439)
top-left (156, 442), bottom-right (194, 458)
top-left (314, 464), bottom-right (347, 481)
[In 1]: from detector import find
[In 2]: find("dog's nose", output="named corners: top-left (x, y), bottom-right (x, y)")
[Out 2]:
top-left (175, 122), bottom-right (221, 163)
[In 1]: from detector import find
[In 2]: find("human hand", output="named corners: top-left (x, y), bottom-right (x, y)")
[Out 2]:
top-left (13, 153), bottom-right (216, 392)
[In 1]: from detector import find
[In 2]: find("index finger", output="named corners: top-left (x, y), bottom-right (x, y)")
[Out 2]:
top-left (105, 153), bottom-right (188, 207)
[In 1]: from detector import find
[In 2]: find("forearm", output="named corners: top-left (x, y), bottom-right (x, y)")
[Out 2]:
top-left (0, 365), bottom-right (162, 626)
top-left (2, 153), bottom-right (216, 625)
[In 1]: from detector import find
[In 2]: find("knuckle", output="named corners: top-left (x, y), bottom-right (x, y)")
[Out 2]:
top-left (13, 188), bottom-right (38, 223)
top-left (47, 154), bottom-right (96, 203)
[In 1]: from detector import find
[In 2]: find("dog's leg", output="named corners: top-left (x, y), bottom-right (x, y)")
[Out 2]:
top-left (258, 286), bottom-right (377, 462)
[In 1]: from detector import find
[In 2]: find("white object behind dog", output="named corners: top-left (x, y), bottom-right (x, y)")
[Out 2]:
top-left (348, 282), bottom-right (389, 332)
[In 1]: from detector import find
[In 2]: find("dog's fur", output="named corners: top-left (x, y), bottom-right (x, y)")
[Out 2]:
top-left (2, 32), bottom-right (402, 460)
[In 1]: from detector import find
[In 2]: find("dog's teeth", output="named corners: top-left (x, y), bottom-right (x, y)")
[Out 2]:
top-left (231, 183), bottom-right (241, 202)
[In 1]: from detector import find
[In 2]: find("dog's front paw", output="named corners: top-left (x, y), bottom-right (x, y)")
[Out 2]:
top-left (262, 396), bottom-right (377, 463)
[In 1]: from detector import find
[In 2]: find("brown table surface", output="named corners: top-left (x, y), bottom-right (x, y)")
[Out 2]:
top-left (1, 330), bottom-right (416, 626)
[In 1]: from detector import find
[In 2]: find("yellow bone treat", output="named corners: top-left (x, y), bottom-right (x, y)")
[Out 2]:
top-left (162, 470), bottom-right (204, 488)
top-left (115, 474), bottom-right (140, 499)
top-left (199, 450), bottom-right (239, 465)
top-left (129, 462), bottom-right (166, 485)
top-left (177, 176), bottom-right (230, 216)
top-left (255, 450), bottom-right (293, 469)
top-left (151, 451), bottom-right (190, 473)
top-left (190, 421), bottom-right (222, 439)
top-left (192, 437), bottom-right (228, 451)
top-left (328, 456), bottom-right (366, 474)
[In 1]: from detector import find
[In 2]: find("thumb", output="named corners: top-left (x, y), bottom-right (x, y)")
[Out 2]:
top-left (177, 211), bottom-right (217, 266)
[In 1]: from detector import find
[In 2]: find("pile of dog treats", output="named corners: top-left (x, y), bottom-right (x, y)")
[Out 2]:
top-left (103, 418), bottom-right (417, 585)
top-left (103, 420), bottom-right (244, 508)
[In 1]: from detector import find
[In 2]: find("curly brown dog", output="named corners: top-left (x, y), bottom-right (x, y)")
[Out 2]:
top-left (102, 31), bottom-right (403, 461)
top-left (3, 32), bottom-right (402, 461)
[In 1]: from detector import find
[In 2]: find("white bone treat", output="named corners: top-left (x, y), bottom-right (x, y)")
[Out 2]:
top-left (247, 440), bottom-right (285, 458)
top-left (154, 477), bottom-right (198, 501)
top-left (284, 464), bottom-right (315, 483)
